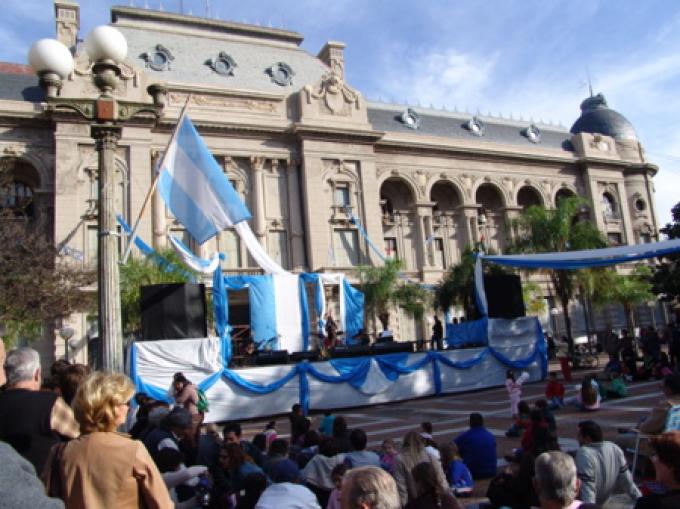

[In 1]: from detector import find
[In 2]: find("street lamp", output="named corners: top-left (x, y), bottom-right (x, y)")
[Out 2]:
top-left (29, 27), bottom-right (166, 373)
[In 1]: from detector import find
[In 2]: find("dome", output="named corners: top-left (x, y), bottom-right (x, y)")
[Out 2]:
top-left (570, 93), bottom-right (638, 142)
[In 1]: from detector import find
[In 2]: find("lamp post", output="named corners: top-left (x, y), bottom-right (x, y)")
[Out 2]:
top-left (29, 27), bottom-right (166, 373)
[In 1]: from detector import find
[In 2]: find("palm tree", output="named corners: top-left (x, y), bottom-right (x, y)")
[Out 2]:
top-left (511, 196), bottom-right (606, 354)
top-left (595, 265), bottom-right (654, 334)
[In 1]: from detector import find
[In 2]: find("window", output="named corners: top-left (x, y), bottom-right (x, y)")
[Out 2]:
top-left (334, 229), bottom-right (360, 266)
top-left (602, 193), bottom-right (618, 219)
top-left (607, 232), bottom-right (622, 245)
top-left (634, 199), bottom-right (646, 212)
top-left (0, 180), bottom-right (34, 218)
top-left (268, 231), bottom-right (289, 268)
top-left (384, 237), bottom-right (398, 259)
top-left (334, 185), bottom-right (350, 208)
top-left (434, 238), bottom-right (445, 267)
top-left (639, 233), bottom-right (652, 244)
top-left (218, 229), bottom-right (241, 269)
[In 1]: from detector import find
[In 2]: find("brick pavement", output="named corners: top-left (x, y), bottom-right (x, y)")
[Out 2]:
top-left (229, 361), bottom-right (663, 507)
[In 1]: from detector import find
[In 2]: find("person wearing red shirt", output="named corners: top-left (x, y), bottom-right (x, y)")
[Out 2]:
top-left (545, 372), bottom-right (565, 410)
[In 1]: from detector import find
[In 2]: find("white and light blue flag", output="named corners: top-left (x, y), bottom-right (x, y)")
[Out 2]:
top-left (158, 115), bottom-right (252, 244)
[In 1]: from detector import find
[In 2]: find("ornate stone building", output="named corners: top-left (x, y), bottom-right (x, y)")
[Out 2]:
top-left (0, 2), bottom-right (662, 365)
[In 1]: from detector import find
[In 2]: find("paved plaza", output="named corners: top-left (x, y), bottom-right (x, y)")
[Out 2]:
top-left (235, 360), bottom-right (663, 505)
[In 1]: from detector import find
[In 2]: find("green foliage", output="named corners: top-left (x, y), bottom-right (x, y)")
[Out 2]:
top-left (357, 258), bottom-right (429, 329)
top-left (120, 249), bottom-right (198, 335)
top-left (522, 280), bottom-right (547, 316)
top-left (597, 265), bottom-right (654, 332)
top-left (653, 201), bottom-right (680, 303)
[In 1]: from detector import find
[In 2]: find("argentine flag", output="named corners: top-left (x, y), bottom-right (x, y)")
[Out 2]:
top-left (158, 115), bottom-right (252, 244)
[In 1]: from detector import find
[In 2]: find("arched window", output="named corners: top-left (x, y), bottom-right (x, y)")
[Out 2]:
top-left (602, 192), bottom-right (618, 219)
top-left (0, 179), bottom-right (34, 218)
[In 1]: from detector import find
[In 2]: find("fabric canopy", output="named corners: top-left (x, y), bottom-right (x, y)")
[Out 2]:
top-left (475, 238), bottom-right (680, 316)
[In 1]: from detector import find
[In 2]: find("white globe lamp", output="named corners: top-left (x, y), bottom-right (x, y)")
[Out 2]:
top-left (85, 25), bottom-right (128, 64)
top-left (28, 38), bottom-right (74, 98)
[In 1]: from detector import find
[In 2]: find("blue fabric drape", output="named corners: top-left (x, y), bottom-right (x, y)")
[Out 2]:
top-left (446, 317), bottom-right (488, 347)
top-left (223, 275), bottom-right (277, 350)
top-left (343, 278), bottom-right (364, 344)
top-left (349, 212), bottom-right (386, 261)
top-left (298, 277), bottom-right (311, 351)
top-left (212, 263), bottom-right (232, 364)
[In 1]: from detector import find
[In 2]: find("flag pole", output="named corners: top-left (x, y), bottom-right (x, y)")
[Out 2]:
top-left (121, 94), bottom-right (192, 264)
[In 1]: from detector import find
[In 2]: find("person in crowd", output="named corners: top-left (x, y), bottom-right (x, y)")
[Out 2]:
top-left (599, 371), bottom-right (627, 400)
top-left (127, 392), bottom-right (152, 436)
top-left (545, 372), bottom-right (565, 410)
top-left (670, 321), bottom-right (680, 369)
top-left (621, 338), bottom-right (637, 381)
top-left (263, 438), bottom-right (290, 478)
top-left (44, 359), bottom-right (71, 395)
top-left (155, 448), bottom-right (208, 509)
top-left (345, 428), bottom-right (381, 468)
top-left (290, 404), bottom-right (311, 446)
top-left (46, 371), bottom-right (173, 508)
top-left (574, 420), bottom-right (640, 506)
top-left (601, 353), bottom-right (623, 381)
top-left (325, 312), bottom-right (339, 350)
top-left (143, 406), bottom-right (193, 464)
top-left (57, 363), bottom-right (90, 406)
top-left (238, 473), bottom-right (269, 509)
top-left (0, 347), bottom-right (80, 473)
top-left (535, 399), bottom-right (557, 433)
top-left (565, 376), bottom-right (601, 411)
top-left (224, 421), bottom-right (265, 467)
top-left (393, 430), bottom-right (448, 506)
top-left (341, 466), bottom-right (400, 509)
top-left (213, 442), bottom-right (267, 506)
top-left (0, 440), bottom-right (64, 508)
top-left (302, 436), bottom-right (346, 507)
top-left (292, 416), bottom-right (313, 455)
top-left (454, 413), bottom-right (497, 479)
top-left (506, 370), bottom-right (530, 419)
top-left (432, 315), bottom-right (444, 350)
top-left (320, 410), bottom-right (336, 436)
top-left (420, 422), bottom-right (440, 460)
top-left (379, 438), bottom-right (398, 475)
top-left (652, 352), bottom-right (673, 379)
top-left (520, 409), bottom-right (551, 457)
top-left (533, 451), bottom-right (595, 509)
top-left (256, 459), bottom-right (321, 509)
top-left (297, 430), bottom-right (322, 469)
top-left (263, 420), bottom-right (278, 448)
top-left (137, 404), bottom-right (171, 442)
top-left (332, 416), bottom-right (352, 453)
top-left (546, 333), bottom-right (557, 360)
top-left (196, 422), bottom-right (222, 472)
top-left (252, 433), bottom-right (268, 454)
top-left (171, 372), bottom-right (203, 455)
top-left (506, 400), bottom-right (531, 437)
top-left (327, 463), bottom-right (348, 509)
top-left (405, 462), bottom-right (464, 509)
top-left (439, 443), bottom-right (474, 497)
top-left (633, 431), bottom-right (680, 509)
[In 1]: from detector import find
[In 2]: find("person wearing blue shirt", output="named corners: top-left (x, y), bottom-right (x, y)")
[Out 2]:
top-left (453, 413), bottom-right (497, 479)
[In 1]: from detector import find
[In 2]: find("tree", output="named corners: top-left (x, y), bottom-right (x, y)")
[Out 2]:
top-left (511, 196), bottom-right (606, 353)
top-left (119, 249), bottom-right (198, 336)
top-left (653, 201), bottom-right (680, 306)
top-left (0, 210), bottom-right (96, 347)
top-left (357, 258), bottom-right (429, 332)
top-left (597, 265), bottom-right (654, 334)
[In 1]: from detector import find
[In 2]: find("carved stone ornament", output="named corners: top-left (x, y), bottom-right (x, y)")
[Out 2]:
top-left (523, 124), bottom-right (541, 143)
top-left (266, 62), bottom-right (295, 86)
top-left (168, 92), bottom-right (279, 114)
top-left (141, 45), bottom-right (175, 72)
top-left (464, 116), bottom-right (485, 136)
top-left (206, 52), bottom-right (237, 76)
top-left (399, 108), bottom-right (421, 130)
top-left (303, 73), bottom-right (360, 115)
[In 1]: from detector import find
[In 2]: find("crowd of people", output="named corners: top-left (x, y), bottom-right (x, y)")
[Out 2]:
top-left (2, 321), bottom-right (680, 509)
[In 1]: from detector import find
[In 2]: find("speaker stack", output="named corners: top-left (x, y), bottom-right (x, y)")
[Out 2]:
top-left (140, 283), bottom-right (207, 340)
top-left (483, 274), bottom-right (526, 319)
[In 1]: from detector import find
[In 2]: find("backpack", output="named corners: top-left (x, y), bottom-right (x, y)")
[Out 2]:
top-left (196, 388), bottom-right (209, 413)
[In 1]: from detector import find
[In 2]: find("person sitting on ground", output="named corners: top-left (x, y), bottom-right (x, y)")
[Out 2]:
top-left (327, 463), bottom-right (348, 509)
top-left (439, 443), bottom-right (474, 497)
top-left (297, 430), bottom-right (322, 469)
top-left (565, 376), bottom-right (601, 411)
top-left (533, 451), bottom-right (599, 509)
top-left (46, 371), bottom-right (173, 508)
top-left (506, 400), bottom-right (531, 437)
top-left (143, 406), bottom-right (193, 464)
top-left (255, 459), bottom-right (320, 509)
top-left (405, 462), bottom-right (464, 509)
top-left (574, 420), bottom-right (640, 506)
top-left (601, 353), bottom-right (623, 381)
top-left (420, 421), bottom-right (441, 460)
top-left (633, 431), bottom-right (680, 509)
top-left (393, 431), bottom-right (448, 506)
top-left (224, 421), bottom-right (265, 467)
top-left (379, 438), bottom-right (398, 475)
top-left (520, 409), bottom-right (550, 457)
top-left (0, 347), bottom-right (80, 474)
top-left (652, 352), bottom-right (673, 380)
top-left (599, 371), bottom-right (627, 400)
top-left (341, 466), bottom-right (400, 509)
top-left (535, 399), bottom-right (557, 433)
top-left (454, 412), bottom-right (497, 479)
top-left (545, 372), bottom-right (565, 410)
top-left (212, 442), bottom-right (268, 507)
top-left (332, 416), bottom-right (352, 453)
top-left (320, 411), bottom-right (336, 437)
top-left (155, 447), bottom-right (208, 509)
top-left (345, 428), bottom-right (381, 468)
top-left (263, 438), bottom-right (290, 478)
top-left (301, 436), bottom-right (346, 508)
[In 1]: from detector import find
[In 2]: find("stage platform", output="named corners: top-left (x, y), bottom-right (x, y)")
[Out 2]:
top-left (128, 317), bottom-right (547, 422)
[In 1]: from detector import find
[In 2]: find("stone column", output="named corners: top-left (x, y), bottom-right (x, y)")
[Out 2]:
top-left (415, 207), bottom-right (431, 268)
top-left (286, 157), bottom-right (306, 270)
top-left (250, 156), bottom-right (267, 247)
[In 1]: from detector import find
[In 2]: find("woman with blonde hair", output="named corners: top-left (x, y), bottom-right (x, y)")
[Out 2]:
top-left (44, 371), bottom-right (173, 508)
top-left (393, 430), bottom-right (448, 506)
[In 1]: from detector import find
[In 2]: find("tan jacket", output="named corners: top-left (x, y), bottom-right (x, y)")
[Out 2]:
top-left (59, 432), bottom-right (173, 509)
top-left (393, 450), bottom-right (449, 507)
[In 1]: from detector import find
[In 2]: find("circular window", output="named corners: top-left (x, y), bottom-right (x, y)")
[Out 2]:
top-left (635, 198), bottom-right (646, 212)
top-left (152, 52), bottom-right (167, 67)
top-left (267, 62), bottom-right (295, 86)
top-left (400, 108), bottom-right (421, 130)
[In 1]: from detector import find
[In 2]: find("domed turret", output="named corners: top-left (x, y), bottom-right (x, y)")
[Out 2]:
top-left (570, 93), bottom-right (638, 142)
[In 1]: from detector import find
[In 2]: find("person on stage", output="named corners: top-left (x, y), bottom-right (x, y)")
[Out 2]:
top-left (325, 312), bottom-right (338, 350)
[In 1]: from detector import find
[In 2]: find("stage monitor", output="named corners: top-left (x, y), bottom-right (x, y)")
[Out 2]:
top-left (290, 351), bottom-right (319, 363)
top-left (483, 274), bottom-right (526, 319)
top-left (371, 341), bottom-right (414, 355)
top-left (140, 283), bottom-right (207, 340)
top-left (331, 345), bottom-right (372, 359)
top-left (254, 350), bottom-right (290, 366)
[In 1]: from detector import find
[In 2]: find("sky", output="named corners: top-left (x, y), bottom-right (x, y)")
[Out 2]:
top-left (2, 0), bottom-right (679, 227)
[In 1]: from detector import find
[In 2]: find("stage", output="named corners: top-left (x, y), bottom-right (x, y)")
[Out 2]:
top-left (128, 316), bottom-right (547, 422)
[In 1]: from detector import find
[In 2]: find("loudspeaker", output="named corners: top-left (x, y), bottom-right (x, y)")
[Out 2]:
top-left (254, 350), bottom-right (290, 366)
top-left (290, 351), bottom-right (320, 363)
top-left (483, 274), bottom-right (526, 319)
top-left (140, 283), bottom-right (207, 340)
top-left (331, 345), bottom-right (372, 358)
top-left (371, 341), bottom-right (414, 355)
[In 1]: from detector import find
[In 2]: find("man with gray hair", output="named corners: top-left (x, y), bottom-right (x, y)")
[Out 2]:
top-left (533, 451), bottom-right (599, 509)
top-left (0, 347), bottom-right (79, 472)
top-left (341, 466), bottom-right (400, 509)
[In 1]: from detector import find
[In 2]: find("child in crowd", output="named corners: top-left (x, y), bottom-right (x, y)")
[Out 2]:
top-left (326, 463), bottom-right (348, 509)
top-left (505, 370), bottom-right (530, 419)
top-left (505, 400), bottom-right (531, 437)
top-left (263, 420), bottom-right (277, 448)
top-left (544, 372), bottom-right (565, 410)
top-left (379, 438), bottom-right (398, 474)
top-left (599, 371), bottom-right (627, 399)
top-left (439, 443), bottom-right (474, 497)
top-left (420, 421), bottom-right (440, 460)
top-left (534, 399), bottom-right (556, 433)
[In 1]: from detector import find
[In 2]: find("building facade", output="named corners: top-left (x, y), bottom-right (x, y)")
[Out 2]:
top-left (0, 2), bottom-right (662, 365)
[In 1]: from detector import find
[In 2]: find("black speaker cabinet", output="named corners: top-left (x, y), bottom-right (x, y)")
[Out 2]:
top-left (140, 283), bottom-right (207, 340)
top-left (290, 351), bottom-right (320, 363)
top-left (371, 341), bottom-right (414, 355)
top-left (483, 274), bottom-right (526, 319)
top-left (331, 345), bottom-right (372, 358)
top-left (254, 350), bottom-right (290, 366)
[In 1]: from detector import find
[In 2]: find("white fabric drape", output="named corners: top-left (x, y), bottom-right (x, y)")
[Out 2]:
top-left (233, 221), bottom-right (286, 275)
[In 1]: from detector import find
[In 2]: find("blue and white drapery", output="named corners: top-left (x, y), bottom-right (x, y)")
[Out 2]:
top-left (128, 315), bottom-right (545, 420)
top-left (474, 238), bottom-right (680, 316)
